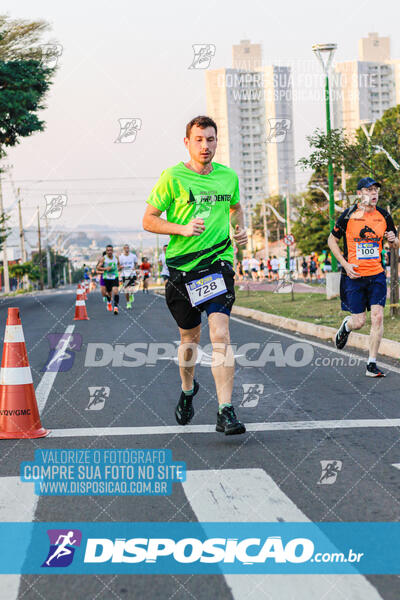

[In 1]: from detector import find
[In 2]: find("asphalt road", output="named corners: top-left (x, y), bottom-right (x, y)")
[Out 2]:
top-left (0, 286), bottom-right (399, 600)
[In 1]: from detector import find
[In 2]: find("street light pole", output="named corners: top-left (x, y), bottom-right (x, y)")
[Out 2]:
top-left (313, 42), bottom-right (338, 272)
top-left (325, 75), bottom-right (335, 238)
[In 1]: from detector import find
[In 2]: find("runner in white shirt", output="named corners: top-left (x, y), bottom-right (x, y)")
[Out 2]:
top-left (242, 257), bottom-right (250, 279)
top-left (158, 244), bottom-right (170, 284)
top-left (250, 256), bottom-right (259, 281)
top-left (119, 244), bottom-right (138, 309)
top-left (270, 256), bottom-right (280, 281)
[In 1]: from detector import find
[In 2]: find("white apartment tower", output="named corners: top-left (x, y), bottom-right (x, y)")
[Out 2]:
top-left (333, 33), bottom-right (397, 134)
top-left (205, 40), bottom-right (296, 223)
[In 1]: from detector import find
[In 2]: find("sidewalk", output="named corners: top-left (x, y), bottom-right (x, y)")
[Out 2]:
top-left (237, 279), bottom-right (326, 294)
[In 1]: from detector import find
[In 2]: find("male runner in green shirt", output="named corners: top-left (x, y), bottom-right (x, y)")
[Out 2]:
top-left (143, 115), bottom-right (247, 434)
top-left (97, 245), bottom-right (121, 315)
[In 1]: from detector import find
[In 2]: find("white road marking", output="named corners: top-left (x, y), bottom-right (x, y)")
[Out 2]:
top-left (35, 324), bottom-right (75, 413)
top-left (0, 477), bottom-right (37, 600)
top-left (183, 468), bottom-right (382, 600)
top-left (392, 464), bottom-right (400, 470)
top-left (230, 315), bottom-right (400, 375)
top-left (47, 418), bottom-right (400, 438)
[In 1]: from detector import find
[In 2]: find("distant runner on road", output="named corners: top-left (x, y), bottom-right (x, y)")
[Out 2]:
top-left (159, 244), bottom-right (170, 283)
top-left (97, 245), bottom-right (121, 315)
top-left (328, 177), bottom-right (398, 377)
top-left (119, 244), bottom-right (138, 309)
top-left (143, 115), bottom-right (248, 435)
top-left (139, 257), bottom-right (152, 293)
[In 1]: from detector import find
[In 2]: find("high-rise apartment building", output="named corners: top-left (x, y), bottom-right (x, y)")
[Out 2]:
top-left (333, 33), bottom-right (397, 134)
top-left (205, 40), bottom-right (295, 223)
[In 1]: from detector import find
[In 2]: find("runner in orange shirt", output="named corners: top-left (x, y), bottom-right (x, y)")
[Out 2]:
top-left (328, 177), bottom-right (398, 377)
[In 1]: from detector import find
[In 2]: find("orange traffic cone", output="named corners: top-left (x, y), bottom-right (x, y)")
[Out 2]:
top-left (85, 280), bottom-right (90, 294)
top-left (74, 287), bottom-right (89, 320)
top-left (0, 308), bottom-right (49, 439)
top-left (79, 283), bottom-right (87, 301)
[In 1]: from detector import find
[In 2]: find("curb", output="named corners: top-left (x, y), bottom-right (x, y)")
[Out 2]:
top-left (232, 305), bottom-right (400, 360)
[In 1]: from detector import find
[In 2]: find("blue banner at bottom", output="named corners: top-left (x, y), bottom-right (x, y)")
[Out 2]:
top-left (0, 522), bottom-right (399, 574)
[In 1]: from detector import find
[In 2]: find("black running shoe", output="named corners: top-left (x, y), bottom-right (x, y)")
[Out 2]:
top-left (366, 362), bottom-right (385, 377)
top-left (175, 380), bottom-right (199, 425)
top-left (335, 316), bottom-right (350, 349)
top-left (216, 405), bottom-right (246, 435)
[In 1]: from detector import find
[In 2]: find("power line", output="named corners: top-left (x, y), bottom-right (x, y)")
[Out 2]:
top-left (4, 176), bottom-right (159, 184)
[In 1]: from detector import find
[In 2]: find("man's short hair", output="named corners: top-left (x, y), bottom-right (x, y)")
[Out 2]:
top-left (106, 244), bottom-right (113, 249)
top-left (186, 115), bottom-right (217, 139)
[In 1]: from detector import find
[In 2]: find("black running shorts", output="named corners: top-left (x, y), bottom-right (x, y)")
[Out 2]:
top-left (165, 260), bottom-right (235, 330)
top-left (104, 278), bottom-right (119, 293)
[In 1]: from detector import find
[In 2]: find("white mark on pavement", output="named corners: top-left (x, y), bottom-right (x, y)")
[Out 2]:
top-left (0, 477), bottom-right (37, 600)
top-left (183, 468), bottom-right (383, 600)
top-left (35, 324), bottom-right (75, 414)
top-left (47, 418), bottom-right (400, 438)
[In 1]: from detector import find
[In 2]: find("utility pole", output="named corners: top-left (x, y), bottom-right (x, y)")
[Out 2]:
top-left (45, 214), bottom-right (52, 288)
top-left (284, 195), bottom-right (290, 271)
top-left (247, 202), bottom-right (254, 255)
top-left (0, 172), bottom-right (10, 293)
top-left (341, 165), bottom-right (347, 208)
top-left (17, 188), bottom-right (30, 289)
top-left (390, 246), bottom-right (399, 317)
top-left (37, 207), bottom-right (44, 290)
top-left (17, 191), bottom-right (26, 262)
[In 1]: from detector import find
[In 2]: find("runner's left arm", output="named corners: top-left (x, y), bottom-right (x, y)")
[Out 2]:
top-left (230, 203), bottom-right (248, 246)
top-left (384, 213), bottom-right (399, 248)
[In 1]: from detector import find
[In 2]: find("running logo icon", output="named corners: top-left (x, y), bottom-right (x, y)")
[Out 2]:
top-left (318, 460), bottom-right (343, 485)
top-left (86, 386), bottom-right (110, 410)
top-left (42, 333), bottom-right (82, 372)
top-left (115, 118), bottom-right (142, 143)
top-left (240, 384), bottom-right (264, 408)
top-left (266, 118), bottom-right (291, 143)
top-left (40, 43), bottom-right (63, 68)
top-left (188, 44), bottom-right (216, 69)
top-left (43, 194), bottom-right (68, 219)
top-left (42, 529), bottom-right (82, 567)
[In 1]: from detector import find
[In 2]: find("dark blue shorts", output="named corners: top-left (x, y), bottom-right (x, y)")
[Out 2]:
top-left (340, 271), bottom-right (387, 313)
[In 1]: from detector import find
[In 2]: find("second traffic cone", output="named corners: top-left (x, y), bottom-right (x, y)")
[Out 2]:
top-left (74, 287), bottom-right (89, 320)
top-left (0, 308), bottom-right (49, 439)
top-left (80, 282), bottom-right (87, 301)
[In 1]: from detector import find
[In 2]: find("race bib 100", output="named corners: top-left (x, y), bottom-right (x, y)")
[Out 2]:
top-left (356, 242), bottom-right (379, 260)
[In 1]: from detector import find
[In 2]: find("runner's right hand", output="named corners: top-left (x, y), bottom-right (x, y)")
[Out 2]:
top-left (181, 218), bottom-right (205, 237)
top-left (344, 262), bottom-right (360, 279)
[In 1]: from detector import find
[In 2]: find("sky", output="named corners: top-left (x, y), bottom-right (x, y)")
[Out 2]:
top-left (1, 0), bottom-right (400, 245)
